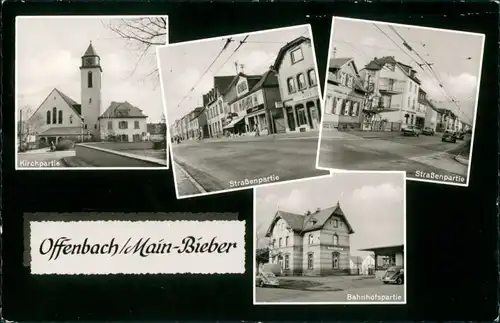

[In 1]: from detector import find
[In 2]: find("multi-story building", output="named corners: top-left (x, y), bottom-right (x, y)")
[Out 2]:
top-left (265, 202), bottom-right (354, 276)
top-left (323, 57), bottom-right (367, 131)
top-left (415, 89), bottom-right (428, 128)
top-left (424, 98), bottom-right (440, 131)
top-left (203, 76), bottom-right (235, 138)
top-left (359, 56), bottom-right (421, 131)
top-left (181, 115), bottom-right (189, 140)
top-left (187, 107), bottom-right (203, 139)
top-left (192, 106), bottom-right (209, 138)
top-left (224, 70), bottom-right (282, 135)
top-left (99, 101), bottom-right (148, 142)
top-left (273, 36), bottom-right (322, 133)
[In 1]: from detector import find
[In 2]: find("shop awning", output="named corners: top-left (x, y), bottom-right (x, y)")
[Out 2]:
top-left (223, 115), bottom-right (245, 130)
top-left (358, 244), bottom-right (404, 256)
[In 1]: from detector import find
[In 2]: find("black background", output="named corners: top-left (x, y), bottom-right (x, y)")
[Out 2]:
top-left (2, 1), bottom-right (498, 321)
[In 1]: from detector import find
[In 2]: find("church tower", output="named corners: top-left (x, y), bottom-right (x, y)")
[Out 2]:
top-left (80, 41), bottom-right (102, 139)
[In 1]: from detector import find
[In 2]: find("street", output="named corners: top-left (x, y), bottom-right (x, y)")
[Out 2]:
top-left (17, 148), bottom-right (75, 168)
top-left (318, 130), bottom-right (469, 184)
top-left (172, 132), bottom-right (329, 196)
top-left (255, 276), bottom-right (405, 303)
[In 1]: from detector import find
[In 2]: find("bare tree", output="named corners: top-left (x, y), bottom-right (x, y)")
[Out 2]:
top-left (105, 17), bottom-right (167, 85)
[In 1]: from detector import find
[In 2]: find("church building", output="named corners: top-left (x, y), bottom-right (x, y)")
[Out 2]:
top-left (265, 202), bottom-right (354, 276)
top-left (27, 41), bottom-right (148, 145)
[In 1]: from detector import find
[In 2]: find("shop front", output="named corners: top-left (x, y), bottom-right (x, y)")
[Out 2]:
top-left (245, 105), bottom-right (270, 135)
top-left (281, 87), bottom-right (321, 133)
top-left (222, 113), bottom-right (246, 136)
top-left (359, 244), bottom-right (404, 279)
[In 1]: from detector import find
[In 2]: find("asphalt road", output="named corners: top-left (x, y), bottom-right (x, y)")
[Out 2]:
top-left (17, 149), bottom-right (75, 168)
top-left (255, 277), bottom-right (404, 303)
top-left (172, 135), bottom-right (329, 197)
top-left (318, 131), bottom-right (469, 184)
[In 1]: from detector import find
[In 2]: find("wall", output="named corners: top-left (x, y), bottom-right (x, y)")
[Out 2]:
top-left (276, 40), bottom-right (317, 103)
top-left (100, 117), bottom-right (147, 142)
top-left (395, 252), bottom-right (404, 266)
top-left (75, 143), bottom-right (166, 167)
top-left (84, 141), bottom-right (154, 151)
top-left (29, 89), bottom-right (82, 134)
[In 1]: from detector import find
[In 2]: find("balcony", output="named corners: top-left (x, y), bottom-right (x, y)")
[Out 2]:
top-left (378, 84), bottom-right (404, 95)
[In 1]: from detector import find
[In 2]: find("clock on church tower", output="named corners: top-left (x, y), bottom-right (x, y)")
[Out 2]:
top-left (80, 41), bottom-right (102, 71)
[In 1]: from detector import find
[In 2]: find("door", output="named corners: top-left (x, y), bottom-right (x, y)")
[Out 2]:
top-left (308, 104), bottom-right (319, 129)
top-left (274, 117), bottom-right (286, 133)
top-left (286, 107), bottom-right (296, 131)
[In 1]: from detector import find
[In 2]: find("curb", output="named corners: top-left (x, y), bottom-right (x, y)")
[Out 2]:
top-left (454, 155), bottom-right (469, 166)
top-left (61, 156), bottom-right (95, 168)
top-left (173, 160), bottom-right (208, 194)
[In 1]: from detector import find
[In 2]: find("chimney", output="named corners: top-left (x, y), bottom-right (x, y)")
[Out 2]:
top-left (332, 47), bottom-right (337, 58)
top-left (240, 64), bottom-right (245, 74)
top-left (234, 61), bottom-right (239, 74)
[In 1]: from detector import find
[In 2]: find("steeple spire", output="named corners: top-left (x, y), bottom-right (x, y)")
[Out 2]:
top-left (83, 41), bottom-right (98, 57)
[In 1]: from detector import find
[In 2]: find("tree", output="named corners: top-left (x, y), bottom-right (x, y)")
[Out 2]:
top-left (256, 247), bottom-right (270, 265)
top-left (105, 17), bottom-right (167, 85)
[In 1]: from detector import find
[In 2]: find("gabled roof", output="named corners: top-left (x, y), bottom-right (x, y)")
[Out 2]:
top-left (221, 72), bottom-right (261, 95)
top-left (227, 69), bottom-right (279, 105)
top-left (364, 56), bottom-right (420, 84)
top-left (191, 107), bottom-right (205, 120)
top-left (214, 75), bottom-right (237, 94)
top-left (39, 126), bottom-right (90, 136)
top-left (28, 88), bottom-right (83, 124)
top-left (83, 41), bottom-right (98, 57)
top-left (99, 101), bottom-right (147, 119)
top-left (272, 36), bottom-right (311, 71)
top-left (329, 57), bottom-right (353, 70)
top-left (265, 202), bottom-right (354, 237)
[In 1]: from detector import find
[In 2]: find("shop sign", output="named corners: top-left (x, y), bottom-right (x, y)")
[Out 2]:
top-left (247, 105), bottom-right (264, 114)
top-left (293, 87), bottom-right (320, 102)
top-left (327, 246), bottom-right (344, 251)
top-left (275, 101), bottom-right (284, 109)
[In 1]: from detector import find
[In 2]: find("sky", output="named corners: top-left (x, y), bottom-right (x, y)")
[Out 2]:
top-left (157, 25), bottom-right (311, 125)
top-left (17, 16), bottom-right (168, 123)
top-left (330, 17), bottom-right (484, 124)
top-left (255, 173), bottom-right (405, 257)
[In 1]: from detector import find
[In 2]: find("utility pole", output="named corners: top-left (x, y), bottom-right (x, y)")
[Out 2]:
top-left (234, 61), bottom-right (239, 74)
top-left (18, 109), bottom-right (23, 150)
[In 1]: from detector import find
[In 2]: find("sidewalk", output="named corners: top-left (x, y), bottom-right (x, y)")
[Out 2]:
top-left (176, 130), bottom-right (320, 145)
top-left (61, 156), bottom-right (95, 167)
top-left (320, 129), bottom-right (402, 141)
top-left (18, 147), bottom-right (51, 154)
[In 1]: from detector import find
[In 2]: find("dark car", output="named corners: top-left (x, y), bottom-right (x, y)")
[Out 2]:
top-left (455, 131), bottom-right (465, 140)
top-left (421, 127), bottom-right (435, 136)
top-left (441, 130), bottom-right (457, 143)
top-left (255, 272), bottom-right (280, 288)
top-left (381, 266), bottom-right (404, 285)
top-left (402, 125), bottom-right (421, 137)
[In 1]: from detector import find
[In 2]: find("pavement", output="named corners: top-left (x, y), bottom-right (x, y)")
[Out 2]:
top-left (17, 149), bottom-right (75, 168)
top-left (318, 130), bottom-right (470, 184)
top-left (255, 275), bottom-right (404, 303)
top-left (172, 131), bottom-right (329, 197)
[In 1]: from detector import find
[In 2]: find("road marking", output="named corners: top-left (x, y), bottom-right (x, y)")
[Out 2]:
top-left (174, 160), bottom-right (207, 194)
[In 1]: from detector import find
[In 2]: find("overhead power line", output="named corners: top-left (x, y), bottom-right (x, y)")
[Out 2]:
top-left (174, 37), bottom-right (234, 110)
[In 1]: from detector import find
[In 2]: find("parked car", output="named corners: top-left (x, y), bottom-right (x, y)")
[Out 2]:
top-left (441, 130), bottom-right (457, 143)
top-left (255, 272), bottom-right (280, 287)
top-left (421, 127), bottom-right (435, 136)
top-left (381, 266), bottom-right (404, 285)
top-left (402, 125), bottom-right (421, 137)
top-left (455, 131), bottom-right (465, 140)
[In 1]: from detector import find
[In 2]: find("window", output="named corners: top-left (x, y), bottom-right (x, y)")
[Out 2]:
top-left (409, 82), bottom-right (413, 92)
top-left (387, 63), bottom-right (395, 71)
top-left (46, 111), bottom-right (51, 124)
top-left (332, 219), bottom-right (338, 228)
top-left (307, 252), bottom-right (314, 269)
top-left (88, 71), bottom-right (93, 88)
top-left (297, 107), bottom-right (307, 126)
top-left (340, 72), bottom-right (346, 85)
top-left (52, 107), bottom-right (57, 124)
top-left (332, 252), bottom-right (339, 269)
top-left (287, 77), bottom-right (296, 94)
top-left (347, 75), bottom-right (354, 88)
top-left (352, 102), bottom-right (359, 116)
top-left (69, 115), bottom-right (73, 124)
top-left (290, 47), bottom-right (304, 64)
top-left (334, 98), bottom-right (343, 115)
top-left (133, 134), bottom-right (141, 142)
top-left (134, 121), bottom-right (140, 129)
top-left (410, 114), bottom-right (414, 124)
top-left (407, 97), bottom-right (410, 109)
top-left (308, 69), bottom-right (317, 86)
top-left (279, 238), bottom-right (282, 248)
top-left (343, 101), bottom-right (351, 116)
top-left (237, 81), bottom-right (248, 94)
top-left (297, 73), bottom-right (306, 90)
top-left (413, 98), bottom-right (416, 110)
top-left (285, 236), bottom-right (289, 246)
top-left (58, 110), bottom-right (63, 124)
top-left (108, 121), bottom-right (112, 130)
top-left (272, 239), bottom-right (276, 248)
top-left (119, 121), bottom-right (128, 129)
top-left (218, 104), bottom-right (222, 115)
top-left (84, 124), bottom-right (87, 129)
top-left (94, 124), bottom-right (97, 130)
top-left (333, 234), bottom-right (339, 246)
top-left (253, 94), bottom-right (258, 105)
top-left (308, 234), bottom-right (313, 245)
top-left (89, 98), bottom-right (92, 104)
top-left (284, 254), bottom-right (290, 270)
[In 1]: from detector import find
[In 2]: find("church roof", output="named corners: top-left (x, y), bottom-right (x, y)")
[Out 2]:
top-left (99, 101), bottom-right (147, 119)
top-left (83, 42), bottom-right (98, 57)
top-left (54, 89), bottom-right (82, 115)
